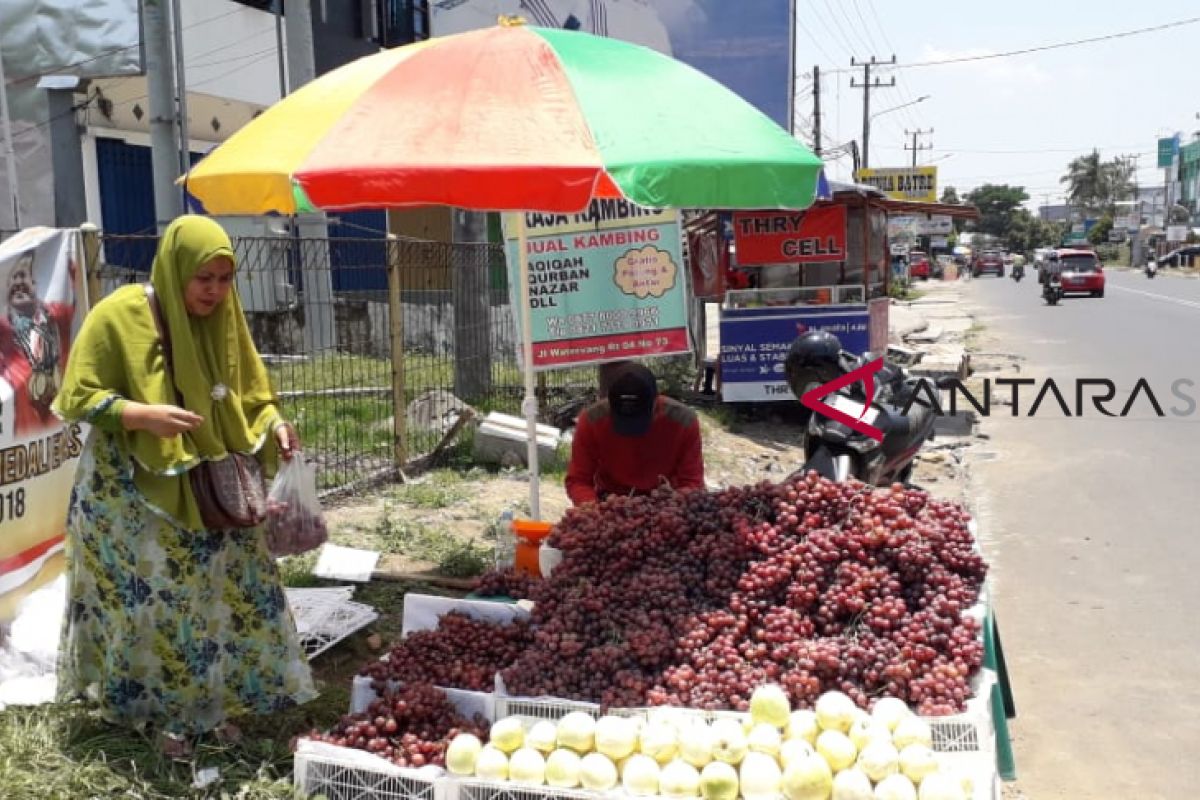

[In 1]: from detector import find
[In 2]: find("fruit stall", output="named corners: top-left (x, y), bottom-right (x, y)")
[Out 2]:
top-left (291, 472), bottom-right (1012, 800)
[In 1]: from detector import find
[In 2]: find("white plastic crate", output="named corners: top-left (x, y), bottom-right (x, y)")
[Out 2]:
top-left (401, 594), bottom-right (530, 635)
top-left (935, 750), bottom-right (1001, 800)
top-left (491, 689), bottom-right (645, 726)
top-left (924, 667), bottom-right (998, 758)
top-left (294, 740), bottom-right (455, 800)
top-left (455, 778), bottom-right (597, 800)
top-left (286, 587), bottom-right (380, 660)
top-left (351, 672), bottom-right (496, 722)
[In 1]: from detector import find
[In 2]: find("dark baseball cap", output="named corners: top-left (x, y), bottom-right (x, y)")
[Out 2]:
top-left (608, 363), bottom-right (658, 437)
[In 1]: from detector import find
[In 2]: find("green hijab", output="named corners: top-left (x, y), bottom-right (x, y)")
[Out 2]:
top-left (55, 215), bottom-right (281, 530)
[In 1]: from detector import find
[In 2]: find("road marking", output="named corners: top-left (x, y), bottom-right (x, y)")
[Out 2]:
top-left (1109, 284), bottom-right (1200, 311)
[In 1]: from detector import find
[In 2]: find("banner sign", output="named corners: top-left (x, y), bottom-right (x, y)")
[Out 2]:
top-left (504, 201), bottom-right (691, 369)
top-left (719, 305), bottom-right (869, 402)
top-left (0, 228), bottom-right (86, 619)
top-left (731, 206), bottom-right (847, 265)
top-left (1158, 136), bottom-right (1179, 169)
top-left (686, 214), bottom-right (728, 299)
top-left (1167, 225), bottom-right (1188, 242)
top-left (855, 167), bottom-right (938, 203)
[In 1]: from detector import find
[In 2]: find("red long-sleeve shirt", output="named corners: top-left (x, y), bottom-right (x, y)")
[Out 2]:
top-left (565, 396), bottom-right (705, 506)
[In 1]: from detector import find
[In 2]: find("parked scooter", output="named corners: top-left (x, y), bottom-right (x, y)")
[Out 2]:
top-left (1146, 258), bottom-right (1158, 279)
top-left (785, 332), bottom-right (937, 486)
top-left (1043, 274), bottom-right (1062, 305)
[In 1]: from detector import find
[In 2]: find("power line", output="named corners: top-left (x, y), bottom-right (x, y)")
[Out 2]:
top-left (889, 16), bottom-right (1200, 70)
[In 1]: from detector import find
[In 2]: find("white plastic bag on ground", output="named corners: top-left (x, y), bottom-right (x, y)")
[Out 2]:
top-left (264, 456), bottom-right (328, 557)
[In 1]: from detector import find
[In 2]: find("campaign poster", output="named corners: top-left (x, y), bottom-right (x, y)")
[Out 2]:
top-left (504, 200), bottom-right (691, 369)
top-left (430, 0), bottom-right (793, 129)
top-left (0, 229), bottom-right (87, 621)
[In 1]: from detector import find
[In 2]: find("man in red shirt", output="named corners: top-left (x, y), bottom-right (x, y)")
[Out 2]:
top-left (565, 362), bottom-right (705, 505)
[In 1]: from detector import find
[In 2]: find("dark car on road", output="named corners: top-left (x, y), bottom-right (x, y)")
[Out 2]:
top-left (1155, 245), bottom-right (1200, 268)
top-left (973, 250), bottom-right (1005, 277)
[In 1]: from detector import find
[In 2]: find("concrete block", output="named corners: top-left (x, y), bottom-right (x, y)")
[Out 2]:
top-left (473, 412), bottom-right (561, 467)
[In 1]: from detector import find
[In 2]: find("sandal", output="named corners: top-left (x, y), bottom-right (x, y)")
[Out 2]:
top-left (158, 732), bottom-right (194, 760)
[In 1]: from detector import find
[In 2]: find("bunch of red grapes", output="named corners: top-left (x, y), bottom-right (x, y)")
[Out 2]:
top-left (305, 683), bottom-right (487, 768)
top-left (501, 472), bottom-right (987, 715)
top-left (359, 611), bottom-right (534, 691)
top-left (473, 567), bottom-right (541, 600)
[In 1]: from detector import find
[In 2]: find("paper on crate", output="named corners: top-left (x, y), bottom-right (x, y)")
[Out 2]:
top-left (313, 544), bottom-right (380, 582)
top-left (401, 593), bottom-right (530, 636)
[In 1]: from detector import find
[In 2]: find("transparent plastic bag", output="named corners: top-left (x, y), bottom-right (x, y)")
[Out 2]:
top-left (264, 456), bottom-right (328, 557)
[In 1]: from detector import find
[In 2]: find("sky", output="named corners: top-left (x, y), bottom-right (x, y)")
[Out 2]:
top-left (793, 1), bottom-right (1200, 208)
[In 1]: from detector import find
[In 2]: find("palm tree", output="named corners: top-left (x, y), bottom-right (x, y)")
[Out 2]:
top-left (1061, 151), bottom-right (1136, 213)
top-left (1061, 150), bottom-right (1105, 211)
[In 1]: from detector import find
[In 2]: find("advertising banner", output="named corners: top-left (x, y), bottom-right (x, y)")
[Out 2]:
top-left (731, 206), bottom-right (847, 265)
top-left (504, 201), bottom-right (691, 369)
top-left (719, 305), bottom-right (869, 402)
top-left (1158, 136), bottom-right (1180, 169)
top-left (0, 228), bottom-right (86, 619)
top-left (686, 216), bottom-right (728, 299)
top-left (430, 0), bottom-right (792, 128)
top-left (855, 167), bottom-right (938, 203)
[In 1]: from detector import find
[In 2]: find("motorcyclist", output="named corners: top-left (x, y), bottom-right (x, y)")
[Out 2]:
top-left (1012, 253), bottom-right (1026, 280)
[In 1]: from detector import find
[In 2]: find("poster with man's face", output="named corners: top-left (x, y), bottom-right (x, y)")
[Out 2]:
top-left (430, 0), bottom-right (792, 129)
top-left (0, 228), bottom-right (86, 622)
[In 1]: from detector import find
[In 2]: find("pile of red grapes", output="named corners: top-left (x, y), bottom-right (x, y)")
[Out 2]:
top-left (305, 683), bottom-right (488, 768)
top-left (501, 472), bottom-right (987, 715)
top-left (473, 567), bottom-right (541, 600)
top-left (359, 611), bottom-right (534, 691)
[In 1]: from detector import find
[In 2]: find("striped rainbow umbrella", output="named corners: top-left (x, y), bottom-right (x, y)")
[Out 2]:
top-left (183, 21), bottom-right (824, 518)
top-left (183, 21), bottom-right (822, 215)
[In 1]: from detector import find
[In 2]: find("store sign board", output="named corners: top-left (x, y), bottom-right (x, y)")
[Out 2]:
top-left (854, 167), bottom-right (938, 203)
top-left (731, 206), bottom-right (847, 265)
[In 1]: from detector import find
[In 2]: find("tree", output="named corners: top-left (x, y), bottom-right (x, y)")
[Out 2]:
top-left (940, 186), bottom-right (960, 204)
top-left (1088, 214), bottom-right (1114, 246)
top-left (1061, 150), bottom-right (1136, 213)
top-left (963, 184), bottom-right (1030, 239)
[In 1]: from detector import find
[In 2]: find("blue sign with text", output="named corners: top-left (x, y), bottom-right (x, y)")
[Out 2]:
top-left (720, 306), bottom-right (870, 402)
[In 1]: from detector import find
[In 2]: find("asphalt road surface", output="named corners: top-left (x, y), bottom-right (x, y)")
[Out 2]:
top-left (964, 268), bottom-right (1200, 799)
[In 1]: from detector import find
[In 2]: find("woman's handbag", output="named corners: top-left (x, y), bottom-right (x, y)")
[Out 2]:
top-left (145, 285), bottom-right (267, 530)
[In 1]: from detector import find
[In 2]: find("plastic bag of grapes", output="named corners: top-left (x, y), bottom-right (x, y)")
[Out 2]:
top-left (264, 456), bottom-right (328, 557)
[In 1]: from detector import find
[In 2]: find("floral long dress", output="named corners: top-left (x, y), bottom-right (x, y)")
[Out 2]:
top-left (57, 432), bottom-right (317, 736)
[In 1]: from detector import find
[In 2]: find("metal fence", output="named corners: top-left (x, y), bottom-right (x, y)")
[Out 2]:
top-left (89, 230), bottom-right (606, 492)
top-left (2, 225), bottom-right (696, 493)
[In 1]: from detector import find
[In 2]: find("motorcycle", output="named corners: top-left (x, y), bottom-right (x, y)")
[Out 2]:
top-left (1146, 259), bottom-right (1158, 279)
top-left (1011, 263), bottom-right (1025, 283)
top-left (1043, 274), bottom-right (1062, 305)
top-left (787, 340), bottom-right (938, 486)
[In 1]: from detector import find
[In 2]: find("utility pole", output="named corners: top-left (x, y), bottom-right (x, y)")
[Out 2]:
top-left (850, 55), bottom-right (895, 172)
top-left (273, 0), bottom-right (287, 98)
top-left (285, 0), bottom-right (317, 91)
top-left (0, 36), bottom-right (23, 228)
top-left (811, 65), bottom-right (822, 156)
top-left (170, 0), bottom-right (190, 180)
top-left (905, 128), bottom-right (933, 168)
top-left (285, 0), bottom-right (335, 353)
top-left (142, 0), bottom-right (184, 230)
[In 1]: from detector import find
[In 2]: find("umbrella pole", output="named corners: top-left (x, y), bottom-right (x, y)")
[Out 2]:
top-left (515, 213), bottom-right (541, 520)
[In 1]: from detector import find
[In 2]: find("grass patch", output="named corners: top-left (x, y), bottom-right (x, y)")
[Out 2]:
top-left (278, 551), bottom-right (322, 588)
top-left (391, 473), bottom-right (471, 509)
top-left (372, 511), bottom-right (490, 578)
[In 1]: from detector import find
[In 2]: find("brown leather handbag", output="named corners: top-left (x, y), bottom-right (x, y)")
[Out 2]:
top-left (145, 285), bottom-right (267, 530)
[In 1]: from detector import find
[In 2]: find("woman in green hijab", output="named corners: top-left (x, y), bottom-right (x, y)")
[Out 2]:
top-left (53, 216), bottom-right (316, 757)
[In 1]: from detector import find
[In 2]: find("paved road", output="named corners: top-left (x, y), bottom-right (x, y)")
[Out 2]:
top-left (964, 269), bottom-right (1200, 799)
